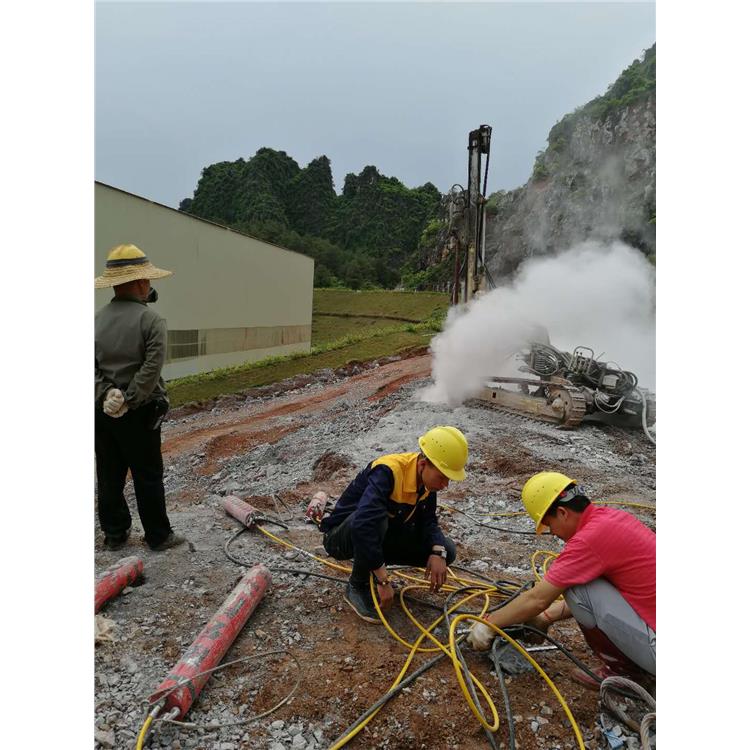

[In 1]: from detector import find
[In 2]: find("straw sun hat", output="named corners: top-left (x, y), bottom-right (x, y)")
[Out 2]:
top-left (95, 244), bottom-right (173, 288)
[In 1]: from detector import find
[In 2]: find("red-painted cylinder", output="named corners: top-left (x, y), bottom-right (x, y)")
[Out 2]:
top-left (148, 564), bottom-right (272, 719)
top-left (222, 495), bottom-right (259, 527)
top-left (95, 556), bottom-right (144, 613)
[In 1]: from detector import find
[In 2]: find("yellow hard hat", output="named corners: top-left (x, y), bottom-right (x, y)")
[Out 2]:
top-left (521, 471), bottom-right (576, 533)
top-left (418, 426), bottom-right (468, 481)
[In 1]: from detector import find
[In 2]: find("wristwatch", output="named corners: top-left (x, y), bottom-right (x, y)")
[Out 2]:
top-left (431, 546), bottom-right (447, 559)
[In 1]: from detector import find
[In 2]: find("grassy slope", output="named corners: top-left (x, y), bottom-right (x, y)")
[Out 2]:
top-left (313, 289), bottom-right (447, 320)
top-left (167, 290), bottom-right (448, 406)
top-left (311, 315), bottom-right (396, 344)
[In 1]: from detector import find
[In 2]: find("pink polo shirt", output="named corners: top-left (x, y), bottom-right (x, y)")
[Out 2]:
top-left (545, 504), bottom-right (656, 631)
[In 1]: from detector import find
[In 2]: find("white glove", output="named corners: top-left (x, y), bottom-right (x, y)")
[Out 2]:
top-left (103, 389), bottom-right (128, 417)
top-left (109, 401), bottom-right (129, 418)
top-left (466, 620), bottom-right (495, 651)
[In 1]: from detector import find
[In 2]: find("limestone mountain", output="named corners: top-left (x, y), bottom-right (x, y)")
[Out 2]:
top-left (484, 45), bottom-right (656, 280)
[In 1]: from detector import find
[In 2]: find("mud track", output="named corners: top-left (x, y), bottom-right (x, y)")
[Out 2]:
top-left (163, 355), bottom-right (432, 475)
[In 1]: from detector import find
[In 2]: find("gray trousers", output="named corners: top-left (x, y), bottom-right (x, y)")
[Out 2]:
top-left (565, 578), bottom-right (656, 675)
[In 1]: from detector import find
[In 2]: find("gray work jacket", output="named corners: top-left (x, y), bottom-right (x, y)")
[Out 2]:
top-left (95, 296), bottom-right (168, 409)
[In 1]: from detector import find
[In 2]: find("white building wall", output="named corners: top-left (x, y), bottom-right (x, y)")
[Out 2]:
top-left (95, 183), bottom-right (313, 380)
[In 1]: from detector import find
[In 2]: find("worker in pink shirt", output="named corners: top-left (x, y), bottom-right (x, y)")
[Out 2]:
top-left (467, 471), bottom-right (655, 690)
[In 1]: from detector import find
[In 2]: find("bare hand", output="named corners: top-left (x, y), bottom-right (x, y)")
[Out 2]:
top-left (377, 581), bottom-right (395, 611)
top-left (425, 554), bottom-right (447, 593)
top-left (522, 614), bottom-right (551, 645)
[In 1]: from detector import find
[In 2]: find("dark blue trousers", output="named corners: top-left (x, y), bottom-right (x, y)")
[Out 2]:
top-left (323, 514), bottom-right (456, 587)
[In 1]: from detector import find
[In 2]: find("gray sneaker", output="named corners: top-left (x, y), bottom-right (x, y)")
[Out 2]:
top-left (344, 582), bottom-right (379, 623)
top-left (150, 532), bottom-right (186, 552)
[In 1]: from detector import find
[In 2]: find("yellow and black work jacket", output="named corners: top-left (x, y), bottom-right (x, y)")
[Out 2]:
top-left (319, 452), bottom-right (447, 570)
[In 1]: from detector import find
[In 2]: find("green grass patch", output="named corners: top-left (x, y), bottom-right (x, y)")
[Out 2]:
top-left (312, 314), bottom-right (396, 345)
top-left (167, 326), bottom-right (434, 406)
top-left (166, 289), bottom-right (448, 406)
top-left (314, 288), bottom-right (448, 320)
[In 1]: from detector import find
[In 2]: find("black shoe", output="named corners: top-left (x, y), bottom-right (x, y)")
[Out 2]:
top-left (149, 532), bottom-right (186, 552)
top-left (103, 529), bottom-right (130, 551)
top-left (344, 582), bottom-right (379, 623)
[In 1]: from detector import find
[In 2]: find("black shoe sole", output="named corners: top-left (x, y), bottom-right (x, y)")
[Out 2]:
top-left (103, 541), bottom-right (127, 551)
top-left (344, 594), bottom-right (379, 624)
top-left (103, 536), bottom-right (129, 551)
top-left (148, 535), bottom-right (186, 552)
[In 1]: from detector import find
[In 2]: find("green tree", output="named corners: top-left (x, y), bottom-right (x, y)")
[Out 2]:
top-left (181, 154), bottom-right (441, 290)
top-left (286, 156), bottom-right (337, 236)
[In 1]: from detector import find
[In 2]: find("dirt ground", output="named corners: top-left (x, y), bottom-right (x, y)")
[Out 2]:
top-left (94, 350), bottom-right (656, 750)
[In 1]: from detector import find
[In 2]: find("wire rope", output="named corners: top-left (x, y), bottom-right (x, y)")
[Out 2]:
top-left (600, 675), bottom-right (656, 735)
top-left (158, 650), bottom-right (301, 731)
top-left (134, 650), bottom-right (301, 746)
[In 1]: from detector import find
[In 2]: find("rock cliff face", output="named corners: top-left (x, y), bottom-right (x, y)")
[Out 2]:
top-left (485, 51), bottom-right (655, 280)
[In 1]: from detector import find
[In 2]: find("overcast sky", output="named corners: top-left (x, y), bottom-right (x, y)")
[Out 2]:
top-left (95, 1), bottom-right (655, 209)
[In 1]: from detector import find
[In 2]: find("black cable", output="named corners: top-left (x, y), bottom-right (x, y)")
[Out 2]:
top-left (443, 504), bottom-right (540, 536)
top-left (487, 581), bottom-right (533, 614)
top-left (327, 649), bottom-right (447, 747)
top-left (224, 527), bottom-right (347, 582)
top-left (269, 567), bottom-right (350, 584)
top-left (512, 624), bottom-right (642, 699)
top-left (489, 638), bottom-right (516, 750)
top-left (448, 564), bottom-right (497, 584)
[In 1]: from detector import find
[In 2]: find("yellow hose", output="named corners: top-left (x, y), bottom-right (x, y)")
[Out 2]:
top-left (135, 714), bottom-right (153, 750)
top-left (448, 614), bottom-right (585, 748)
top-left (329, 587), bottom-right (497, 749)
top-left (250, 522), bottom-right (585, 749)
top-left (531, 549), bottom-right (559, 581)
top-left (256, 525), bottom-right (352, 573)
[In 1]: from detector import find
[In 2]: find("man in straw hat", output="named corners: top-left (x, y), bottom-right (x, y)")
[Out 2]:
top-left (95, 244), bottom-right (185, 552)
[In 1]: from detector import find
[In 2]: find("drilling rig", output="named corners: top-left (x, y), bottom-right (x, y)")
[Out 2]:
top-left (447, 124), bottom-right (494, 304)
top-left (444, 126), bottom-right (656, 436)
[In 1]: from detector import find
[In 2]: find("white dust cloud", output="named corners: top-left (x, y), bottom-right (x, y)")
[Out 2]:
top-left (420, 241), bottom-right (655, 405)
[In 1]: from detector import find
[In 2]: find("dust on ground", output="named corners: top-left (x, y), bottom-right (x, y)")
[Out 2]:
top-left (94, 352), bottom-right (655, 750)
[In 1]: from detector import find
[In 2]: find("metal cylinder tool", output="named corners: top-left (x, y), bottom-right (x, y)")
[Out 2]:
top-left (222, 495), bottom-right (261, 527)
top-left (148, 564), bottom-right (272, 719)
top-left (95, 555), bottom-right (144, 613)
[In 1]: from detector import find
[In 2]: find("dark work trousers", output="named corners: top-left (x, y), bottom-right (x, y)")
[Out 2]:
top-left (323, 514), bottom-right (456, 587)
top-left (95, 402), bottom-right (172, 548)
